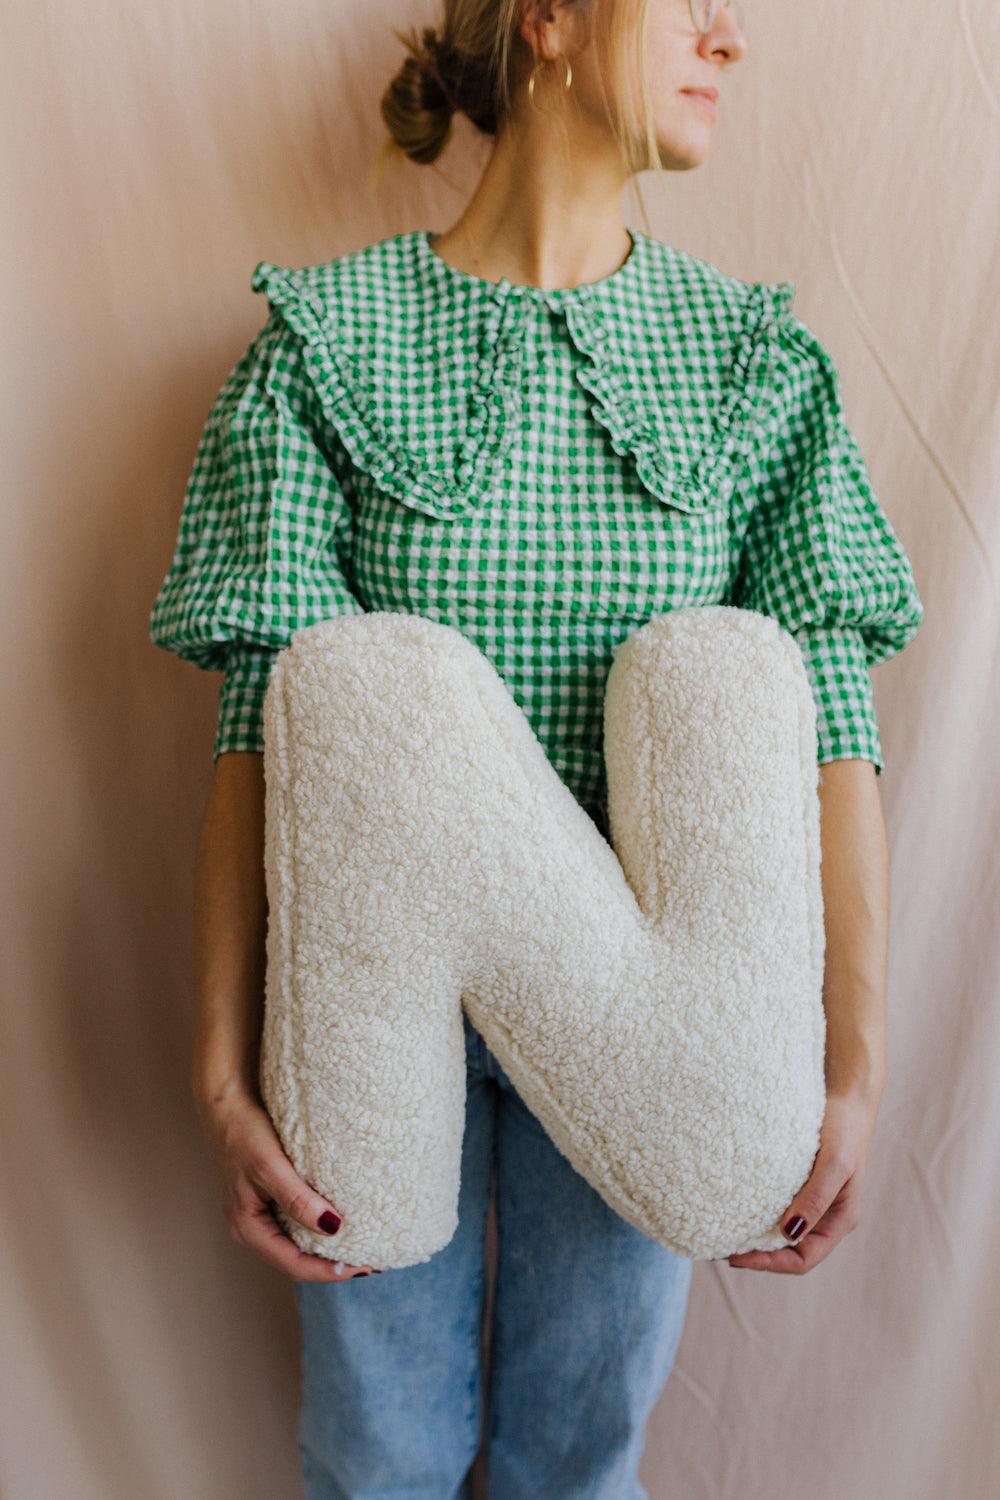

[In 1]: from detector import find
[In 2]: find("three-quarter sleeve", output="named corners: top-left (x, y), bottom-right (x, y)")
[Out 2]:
top-left (731, 308), bottom-right (925, 775)
top-left (148, 304), bottom-right (366, 761)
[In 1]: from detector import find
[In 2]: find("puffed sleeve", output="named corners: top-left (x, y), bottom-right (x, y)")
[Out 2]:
top-left (730, 308), bottom-right (925, 776)
top-left (148, 304), bottom-right (366, 761)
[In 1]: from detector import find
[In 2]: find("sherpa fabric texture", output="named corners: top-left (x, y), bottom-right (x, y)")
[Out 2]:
top-left (259, 604), bottom-right (826, 1267)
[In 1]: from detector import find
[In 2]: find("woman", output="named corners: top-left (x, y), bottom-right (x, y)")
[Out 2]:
top-left (149, 1), bottom-right (925, 1495)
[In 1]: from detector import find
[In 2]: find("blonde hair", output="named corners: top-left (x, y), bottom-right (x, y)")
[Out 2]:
top-left (375, 0), bottom-right (659, 184)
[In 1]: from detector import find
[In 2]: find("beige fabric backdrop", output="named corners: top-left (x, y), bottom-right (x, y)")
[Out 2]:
top-left (3, 2), bottom-right (997, 1496)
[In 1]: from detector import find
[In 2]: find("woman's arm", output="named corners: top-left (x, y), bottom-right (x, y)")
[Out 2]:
top-left (191, 751), bottom-right (268, 1109)
top-left (727, 757), bottom-right (888, 1272)
top-left (190, 750), bottom-right (378, 1280)
top-left (816, 758), bottom-right (889, 1106)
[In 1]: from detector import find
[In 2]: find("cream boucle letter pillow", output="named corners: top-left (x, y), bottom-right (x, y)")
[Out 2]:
top-left (259, 605), bottom-right (826, 1266)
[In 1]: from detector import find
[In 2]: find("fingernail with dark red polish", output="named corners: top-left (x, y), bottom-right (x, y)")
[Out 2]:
top-left (318, 1211), bottom-right (342, 1234)
top-left (783, 1215), bottom-right (807, 1240)
top-left (356, 1270), bottom-right (371, 1276)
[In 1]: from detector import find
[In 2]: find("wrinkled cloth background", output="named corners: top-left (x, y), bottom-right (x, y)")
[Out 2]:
top-left (2, 3), bottom-right (997, 1498)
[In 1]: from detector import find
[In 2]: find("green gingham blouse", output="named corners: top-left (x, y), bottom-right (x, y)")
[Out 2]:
top-left (148, 227), bottom-right (924, 810)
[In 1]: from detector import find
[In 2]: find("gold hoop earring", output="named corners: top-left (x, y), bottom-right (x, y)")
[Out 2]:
top-left (527, 54), bottom-right (573, 112)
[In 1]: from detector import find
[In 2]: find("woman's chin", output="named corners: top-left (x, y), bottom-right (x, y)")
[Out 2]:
top-left (653, 134), bottom-right (713, 172)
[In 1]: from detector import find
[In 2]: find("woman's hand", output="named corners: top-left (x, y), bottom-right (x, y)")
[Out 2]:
top-left (726, 1086), bottom-right (881, 1274)
top-left (195, 1081), bottom-right (382, 1282)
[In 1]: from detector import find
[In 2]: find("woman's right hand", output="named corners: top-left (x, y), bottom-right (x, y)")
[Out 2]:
top-left (194, 1081), bottom-right (382, 1282)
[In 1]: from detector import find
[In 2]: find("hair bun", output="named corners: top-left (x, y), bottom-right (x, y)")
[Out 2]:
top-left (380, 16), bottom-right (497, 166)
top-left (420, 27), bottom-right (456, 113)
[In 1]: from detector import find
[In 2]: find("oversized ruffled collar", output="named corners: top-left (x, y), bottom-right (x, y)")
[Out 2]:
top-left (249, 229), bottom-right (796, 522)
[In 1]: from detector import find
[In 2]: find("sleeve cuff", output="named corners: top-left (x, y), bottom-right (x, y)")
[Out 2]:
top-left (213, 644), bottom-right (279, 761)
top-left (791, 624), bottom-right (884, 776)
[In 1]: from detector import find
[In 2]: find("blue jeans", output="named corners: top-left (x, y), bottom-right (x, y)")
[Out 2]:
top-left (294, 1005), bottom-right (693, 1498)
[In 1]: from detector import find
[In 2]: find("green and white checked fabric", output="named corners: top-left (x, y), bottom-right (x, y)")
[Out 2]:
top-left (148, 227), bottom-right (924, 805)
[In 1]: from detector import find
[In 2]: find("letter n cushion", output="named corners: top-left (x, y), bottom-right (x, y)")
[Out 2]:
top-left (259, 605), bottom-right (826, 1266)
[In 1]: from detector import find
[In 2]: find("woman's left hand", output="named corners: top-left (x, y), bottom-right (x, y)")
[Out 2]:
top-left (726, 1087), bottom-right (882, 1274)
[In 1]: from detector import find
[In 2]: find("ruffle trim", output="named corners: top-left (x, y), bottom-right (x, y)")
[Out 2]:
top-left (691, 278), bottom-right (798, 501)
top-left (251, 259), bottom-right (526, 521)
top-left (250, 257), bottom-right (797, 523)
top-left (564, 278), bottom-right (797, 513)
